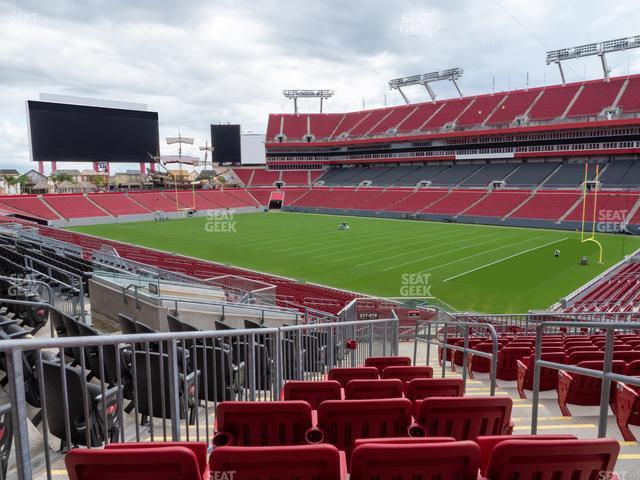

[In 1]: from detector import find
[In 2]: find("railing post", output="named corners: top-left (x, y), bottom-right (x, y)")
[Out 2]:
top-left (425, 321), bottom-right (432, 365)
top-left (598, 328), bottom-right (615, 437)
top-left (488, 325), bottom-right (498, 396)
top-left (392, 317), bottom-right (399, 356)
top-left (166, 339), bottom-right (181, 441)
top-left (441, 325), bottom-right (448, 379)
top-left (274, 329), bottom-right (284, 400)
top-left (248, 333), bottom-right (257, 401)
top-left (382, 322), bottom-right (387, 357)
top-left (461, 326), bottom-right (469, 393)
top-left (7, 349), bottom-right (32, 480)
top-left (530, 323), bottom-right (544, 434)
top-left (368, 323), bottom-right (374, 358)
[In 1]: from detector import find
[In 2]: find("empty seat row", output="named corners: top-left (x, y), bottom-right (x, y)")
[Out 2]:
top-left (65, 436), bottom-right (621, 480)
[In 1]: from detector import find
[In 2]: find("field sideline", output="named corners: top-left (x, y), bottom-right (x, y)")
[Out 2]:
top-left (69, 212), bottom-right (640, 313)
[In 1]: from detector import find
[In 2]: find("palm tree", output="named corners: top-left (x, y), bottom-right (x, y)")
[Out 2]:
top-left (2, 174), bottom-right (26, 195)
top-left (48, 172), bottom-right (74, 193)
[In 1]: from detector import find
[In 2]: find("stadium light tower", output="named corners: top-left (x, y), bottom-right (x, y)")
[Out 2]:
top-left (546, 35), bottom-right (640, 84)
top-left (389, 68), bottom-right (464, 104)
top-left (166, 133), bottom-right (194, 158)
top-left (199, 141), bottom-right (215, 170)
top-left (282, 89), bottom-right (335, 114)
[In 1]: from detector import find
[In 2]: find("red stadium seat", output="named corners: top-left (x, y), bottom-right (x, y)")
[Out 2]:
top-left (212, 401), bottom-right (313, 446)
top-left (567, 350), bottom-right (604, 364)
top-left (467, 342), bottom-right (496, 378)
top-left (209, 444), bottom-right (346, 480)
top-left (615, 383), bottom-right (640, 441)
top-left (485, 438), bottom-right (619, 479)
top-left (327, 367), bottom-right (378, 387)
top-left (516, 352), bottom-right (566, 399)
top-left (353, 437), bottom-right (455, 447)
top-left (405, 378), bottom-right (464, 414)
top-left (413, 397), bottom-right (513, 440)
top-left (282, 381), bottom-right (342, 409)
top-left (405, 378), bottom-right (464, 400)
top-left (380, 365), bottom-right (433, 383)
top-left (557, 360), bottom-right (626, 416)
top-left (475, 434), bottom-right (578, 476)
top-left (66, 443), bottom-right (209, 480)
top-left (344, 379), bottom-right (403, 400)
top-left (349, 441), bottom-right (481, 480)
top-left (496, 346), bottom-right (532, 381)
top-left (313, 398), bottom-right (413, 460)
top-left (364, 356), bottom-right (411, 374)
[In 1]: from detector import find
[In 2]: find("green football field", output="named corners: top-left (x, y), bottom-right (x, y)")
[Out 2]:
top-left (69, 212), bottom-right (640, 313)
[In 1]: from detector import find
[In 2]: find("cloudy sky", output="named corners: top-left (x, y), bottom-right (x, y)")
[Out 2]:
top-left (0, 0), bottom-right (639, 172)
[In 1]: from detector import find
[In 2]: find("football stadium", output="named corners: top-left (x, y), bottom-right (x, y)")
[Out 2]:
top-left (1, 1), bottom-right (640, 478)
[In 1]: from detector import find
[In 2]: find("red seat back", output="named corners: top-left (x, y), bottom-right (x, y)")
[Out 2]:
top-left (475, 434), bottom-right (577, 475)
top-left (569, 360), bottom-right (626, 396)
top-left (486, 439), bottom-right (619, 479)
top-left (344, 379), bottom-right (403, 400)
top-left (65, 446), bottom-right (202, 480)
top-left (282, 381), bottom-right (341, 409)
top-left (520, 352), bottom-right (566, 390)
top-left (316, 398), bottom-right (413, 459)
top-left (104, 442), bottom-right (207, 476)
top-left (215, 401), bottom-right (312, 446)
top-left (567, 351), bottom-right (603, 364)
top-left (349, 441), bottom-right (481, 480)
top-left (328, 367), bottom-right (378, 387)
top-left (380, 366), bottom-right (433, 383)
top-left (364, 356), bottom-right (411, 374)
top-left (353, 437), bottom-right (455, 447)
top-left (415, 397), bottom-right (513, 440)
top-left (497, 347), bottom-right (532, 381)
top-left (627, 359), bottom-right (640, 376)
top-left (405, 378), bottom-right (464, 400)
top-left (210, 444), bottom-right (344, 480)
top-left (613, 351), bottom-right (640, 363)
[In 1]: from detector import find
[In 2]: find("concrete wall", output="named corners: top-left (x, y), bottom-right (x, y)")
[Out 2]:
top-left (283, 206), bottom-right (640, 234)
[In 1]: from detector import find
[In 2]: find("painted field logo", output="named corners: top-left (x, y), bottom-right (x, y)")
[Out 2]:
top-left (400, 273), bottom-right (432, 297)
top-left (205, 210), bottom-right (237, 233)
top-left (596, 209), bottom-right (628, 233)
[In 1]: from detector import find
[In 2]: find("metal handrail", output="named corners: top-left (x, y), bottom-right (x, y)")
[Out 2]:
top-left (530, 320), bottom-right (640, 437)
top-left (0, 307), bottom-right (398, 480)
top-left (413, 319), bottom-right (499, 395)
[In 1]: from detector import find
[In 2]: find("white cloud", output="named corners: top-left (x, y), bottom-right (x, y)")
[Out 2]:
top-left (0, 0), bottom-right (639, 172)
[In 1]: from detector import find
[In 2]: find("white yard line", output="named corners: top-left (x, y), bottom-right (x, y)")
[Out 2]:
top-left (420, 236), bottom-right (545, 274)
top-left (443, 237), bottom-right (569, 282)
top-left (355, 229), bottom-right (493, 267)
top-left (380, 232), bottom-right (513, 272)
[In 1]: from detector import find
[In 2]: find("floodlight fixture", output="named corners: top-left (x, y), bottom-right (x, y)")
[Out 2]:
top-left (282, 89), bottom-right (335, 113)
top-left (546, 35), bottom-right (640, 83)
top-left (388, 68), bottom-right (464, 104)
top-left (199, 141), bottom-right (215, 170)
